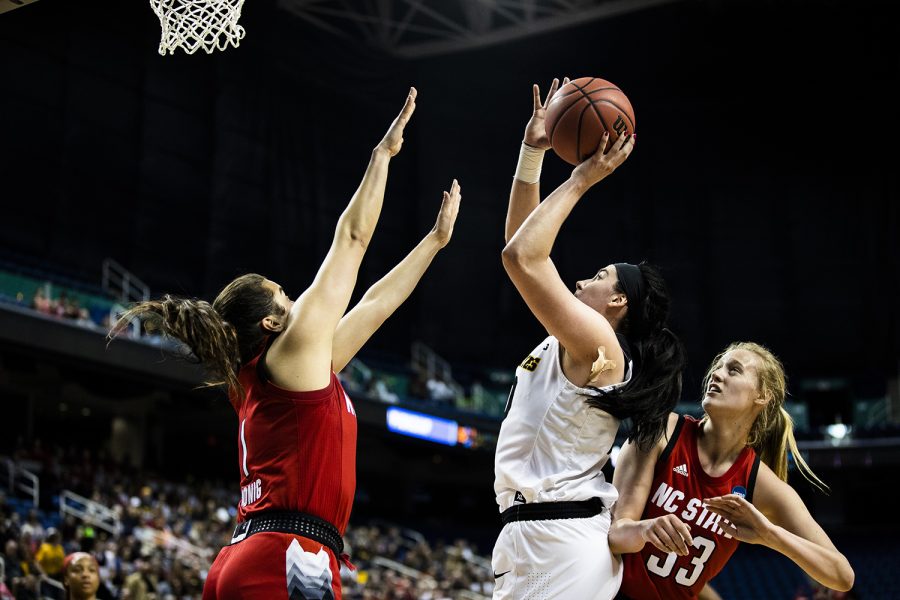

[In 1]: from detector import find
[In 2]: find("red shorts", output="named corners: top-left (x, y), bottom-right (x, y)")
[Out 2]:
top-left (203, 532), bottom-right (342, 600)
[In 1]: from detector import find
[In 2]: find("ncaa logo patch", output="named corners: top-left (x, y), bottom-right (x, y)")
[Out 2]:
top-left (731, 485), bottom-right (747, 498)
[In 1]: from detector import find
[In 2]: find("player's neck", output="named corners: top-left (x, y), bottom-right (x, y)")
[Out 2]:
top-left (697, 418), bottom-right (751, 473)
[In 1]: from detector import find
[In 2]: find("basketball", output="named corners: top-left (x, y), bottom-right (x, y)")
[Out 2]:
top-left (544, 77), bottom-right (636, 166)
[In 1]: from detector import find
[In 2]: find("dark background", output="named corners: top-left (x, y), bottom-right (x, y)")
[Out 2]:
top-left (2, 0), bottom-right (898, 403)
top-left (1, 2), bottom-right (899, 590)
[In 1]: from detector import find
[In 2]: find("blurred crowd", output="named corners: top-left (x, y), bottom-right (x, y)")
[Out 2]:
top-left (6, 276), bottom-right (510, 422)
top-left (30, 288), bottom-right (96, 327)
top-left (339, 359), bottom-right (509, 421)
top-left (343, 526), bottom-right (492, 600)
top-left (1, 442), bottom-right (492, 600)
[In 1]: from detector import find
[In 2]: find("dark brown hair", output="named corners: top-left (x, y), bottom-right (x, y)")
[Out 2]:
top-left (587, 262), bottom-right (685, 452)
top-left (110, 274), bottom-right (285, 396)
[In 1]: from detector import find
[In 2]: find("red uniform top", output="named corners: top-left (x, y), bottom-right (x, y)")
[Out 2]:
top-left (229, 345), bottom-right (358, 534)
top-left (619, 415), bottom-right (761, 600)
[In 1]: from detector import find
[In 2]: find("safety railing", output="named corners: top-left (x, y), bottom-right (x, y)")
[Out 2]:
top-left (59, 489), bottom-right (121, 536)
top-left (102, 258), bottom-right (149, 303)
top-left (2, 457), bottom-right (39, 507)
top-left (133, 526), bottom-right (215, 564)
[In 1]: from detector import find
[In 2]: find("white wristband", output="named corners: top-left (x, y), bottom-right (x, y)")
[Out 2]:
top-left (514, 142), bottom-right (546, 184)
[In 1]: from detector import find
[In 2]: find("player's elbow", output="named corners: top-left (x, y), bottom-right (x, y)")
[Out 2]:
top-left (501, 243), bottom-right (519, 269)
top-left (337, 218), bottom-right (373, 249)
top-left (501, 242), bottom-right (531, 274)
top-left (833, 561), bottom-right (855, 592)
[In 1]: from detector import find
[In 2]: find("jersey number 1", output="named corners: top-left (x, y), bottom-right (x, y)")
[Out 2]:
top-left (240, 418), bottom-right (250, 477)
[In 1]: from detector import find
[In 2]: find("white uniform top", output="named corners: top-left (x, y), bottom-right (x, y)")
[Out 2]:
top-left (494, 335), bottom-right (633, 512)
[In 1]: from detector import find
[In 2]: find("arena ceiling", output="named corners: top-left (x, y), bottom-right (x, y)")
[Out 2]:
top-left (277, 0), bottom-right (682, 57)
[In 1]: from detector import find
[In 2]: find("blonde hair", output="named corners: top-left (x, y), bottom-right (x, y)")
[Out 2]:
top-left (701, 341), bottom-right (828, 493)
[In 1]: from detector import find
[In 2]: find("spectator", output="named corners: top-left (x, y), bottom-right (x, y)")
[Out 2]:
top-left (0, 559), bottom-right (13, 600)
top-left (32, 287), bottom-right (52, 314)
top-left (63, 552), bottom-right (101, 600)
top-left (426, 374), bottom-right (455, 403)
top-left (21, 510), bottom-right (45, 546)
top-left (3, 538), bottom-right (38, 600)
top-left (64, 297), bottom-right (82, 320)
top-left (123, 556), bottom-right (157, 600)
top-left (1, 540), bottom-right (23, 587)
top-left (75, 307), bottom-right (95, 327)
top-left (54, 291), bottom-right (68, 318)
top-left (36, 528), bottom-right (66, 580)
top-left (369, 377), bottom-right (399, 404)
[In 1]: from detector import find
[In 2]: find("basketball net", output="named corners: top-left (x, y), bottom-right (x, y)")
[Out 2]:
top-left (149, 0), bottom-right (246, 56)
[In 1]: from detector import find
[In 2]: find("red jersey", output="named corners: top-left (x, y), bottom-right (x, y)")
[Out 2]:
top-left (619, 415), bottom-right (760, 600)
top-left (229, 346), bottom-right (358, 534)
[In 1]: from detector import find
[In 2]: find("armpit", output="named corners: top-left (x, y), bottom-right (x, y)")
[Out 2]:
top-left (587, 345), bottom-right (617, 385)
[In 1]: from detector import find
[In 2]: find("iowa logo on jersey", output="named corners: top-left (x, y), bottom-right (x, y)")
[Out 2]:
top-left (520, 355), bottom-right (541, 371)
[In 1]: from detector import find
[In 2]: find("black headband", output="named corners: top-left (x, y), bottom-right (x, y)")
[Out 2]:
top-left (613, 262), bottom-right (646, 318)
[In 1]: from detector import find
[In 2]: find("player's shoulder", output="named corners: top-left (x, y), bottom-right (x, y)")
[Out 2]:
top-left (652, 412), bottom-right (684, 457)
top-left (664, 412), bottom-right (690, 443)
top-left (751, 461), bottom-right (799, 511)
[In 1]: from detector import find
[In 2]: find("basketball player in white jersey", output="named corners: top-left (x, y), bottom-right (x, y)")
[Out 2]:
top-left (491, 79), bottom-right (685, 600)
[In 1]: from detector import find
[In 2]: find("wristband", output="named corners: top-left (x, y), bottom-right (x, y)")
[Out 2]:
top-left (514, 142), bottom-right (546, 184)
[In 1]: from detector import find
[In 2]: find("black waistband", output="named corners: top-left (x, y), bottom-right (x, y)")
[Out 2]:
top-left (231, 511), bottom-right (343, 555)
top-left (500, 498), bottom-right (605, 525)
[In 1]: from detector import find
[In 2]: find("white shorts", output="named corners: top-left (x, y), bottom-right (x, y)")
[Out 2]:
top-left (490, 510), bottom-right (622, 600)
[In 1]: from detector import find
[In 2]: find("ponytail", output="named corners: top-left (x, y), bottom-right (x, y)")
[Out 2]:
top-left (754, 397), bottom-right (828, 494)
top-left (111, 296), bottom-right (242, 394)
top-left (109, 274), bottom-right (283, 398)
top-left (587, 263), bottom-right (686, 452)
top-left (703, 342), bottom-right (829, 493)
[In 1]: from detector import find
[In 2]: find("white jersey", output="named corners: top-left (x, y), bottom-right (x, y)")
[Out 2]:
top-left (494, 335), bottom-right (632, 512)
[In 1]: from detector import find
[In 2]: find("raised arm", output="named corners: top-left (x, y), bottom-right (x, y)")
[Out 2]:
top-left (610, 413), bottom-right (693, 556)
top-left (331, 180), bottom-right (461, 373)
top-left (501, 131), bottom-right (635, 375)
top-left (704, 466), bottom-right (854, 591)
top-left (267, 88), bottom-right (417, 391)
top-left (506, 78), bottom-right (566, 243)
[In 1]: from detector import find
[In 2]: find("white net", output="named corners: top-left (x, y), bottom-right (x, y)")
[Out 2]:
top-left (149, 0), bottom-right (246, 56)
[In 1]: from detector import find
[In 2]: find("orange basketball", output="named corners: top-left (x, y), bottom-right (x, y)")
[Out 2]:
top-left (544, 77), bottom-right (636, 166)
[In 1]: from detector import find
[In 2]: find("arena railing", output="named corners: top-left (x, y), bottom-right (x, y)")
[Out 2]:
top-left (2, 457), bottom-right (39, 507)
top-left (133, 525), bottom-right (215, 565)
top-left (446, 544), bottom-right (492, 576)
top-left (364, 518), bottom-right (492, 579)
top-left (39, 574), bottom-right (65, 600)
top-left (58, 489), bottom-right (122, 536)
top-left (412, 341), bottom-right (465, 398)
top-left (368, 555), bottom-right (493, 598)
top-left (102, 257), bottom-right (149, 304)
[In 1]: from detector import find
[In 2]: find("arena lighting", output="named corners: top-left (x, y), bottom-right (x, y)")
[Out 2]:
top-left (386, 407), bottom-right (459, 446)
top-left (826, 421), bottom-right (852, 446)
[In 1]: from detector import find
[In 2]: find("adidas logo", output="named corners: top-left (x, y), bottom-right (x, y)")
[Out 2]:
top-left (673, 464), bottom-right (689, 477)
